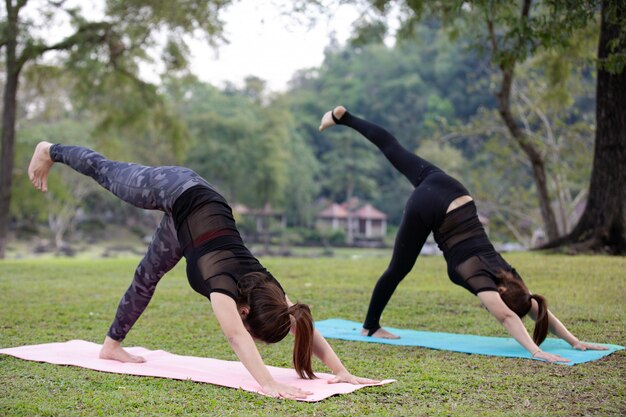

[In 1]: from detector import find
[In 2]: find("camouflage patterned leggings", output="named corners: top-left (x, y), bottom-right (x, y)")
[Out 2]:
top-left (50, 144), bottom-right (210, 340)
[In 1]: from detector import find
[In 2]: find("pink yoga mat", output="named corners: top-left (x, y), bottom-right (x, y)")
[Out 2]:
top-left (0, 340), bottom-right (393, 402)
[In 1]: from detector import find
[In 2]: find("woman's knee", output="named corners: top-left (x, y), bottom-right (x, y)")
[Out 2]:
top-left (380, 264), bottom-right (411, 286)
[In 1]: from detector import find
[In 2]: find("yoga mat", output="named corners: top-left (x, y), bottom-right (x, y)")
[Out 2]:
top-left (316, 319), bottom-right (624, 365)
top-left (0, 340), bottom-right (393, 402)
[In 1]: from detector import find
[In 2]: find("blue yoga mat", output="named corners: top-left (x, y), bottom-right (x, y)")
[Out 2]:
top-left (316, 319), bottom-right (624, 365)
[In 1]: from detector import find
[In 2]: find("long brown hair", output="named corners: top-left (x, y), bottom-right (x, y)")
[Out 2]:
top-left (237, 272), bottom-right (316, 379)
top-left (496, 270), bottom-right (549, 345)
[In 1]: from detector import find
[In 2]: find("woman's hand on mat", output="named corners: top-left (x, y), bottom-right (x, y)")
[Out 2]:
top-left (99, 336), bottom-right (145, 363)
top-left (572, 341), bottom-right (609, 351)
top-left (533, 350), bottom-right (570, 363)
top-left (261, 381), bottom-right (313, 399)
top-left (328, 370), bottom-right (380, 385)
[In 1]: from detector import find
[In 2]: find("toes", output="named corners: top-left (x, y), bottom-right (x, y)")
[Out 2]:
top-left (319, 111), bottom-right (334, 131)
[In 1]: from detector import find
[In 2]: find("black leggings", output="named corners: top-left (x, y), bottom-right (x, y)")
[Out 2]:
top-left (50, 144), bottom-right (209, 340)
top-left (334, 113), bottom-right (469, 331)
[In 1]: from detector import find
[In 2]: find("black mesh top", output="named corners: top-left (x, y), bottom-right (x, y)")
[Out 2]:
top-left (172, 185), bottom-right (283, 301)
top-left (434, 202), bottom-right (521, 294)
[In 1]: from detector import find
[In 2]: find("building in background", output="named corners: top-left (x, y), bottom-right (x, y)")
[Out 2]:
top-left (316, 199), bottom-right (387, 246)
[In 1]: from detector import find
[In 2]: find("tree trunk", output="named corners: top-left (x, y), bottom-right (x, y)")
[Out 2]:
top-left (0, 75), bottom-right (18, 259)
top-left (345, 136), bottom-right (355, 245)
top-left (345, 181), bottom-right (354, 245)
top-left (486, 0), bottom-right (561, 243)
top-left (496, 71), bottom-right (560, 242)
top-left (542, 1), bottom-right (626, 254)
top-left (0, 4), bottom-right (20, 259)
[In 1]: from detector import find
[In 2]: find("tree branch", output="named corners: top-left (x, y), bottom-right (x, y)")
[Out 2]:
top-left (486, 0), bottom-right (535, 153)
top-left (485, 15), bottom-right (498, 57)
top-left (516, 86), bottom-right (555, 151)
top-left (47, 0), bottom-right (67, 8)
top-left (16, 21), bottom-right (111, 71)
top-left (111, 61), bottom-right (157, 104)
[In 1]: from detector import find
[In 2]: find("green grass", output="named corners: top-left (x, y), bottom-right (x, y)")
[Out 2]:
top-left (1, 253), bottom-right (624, 416)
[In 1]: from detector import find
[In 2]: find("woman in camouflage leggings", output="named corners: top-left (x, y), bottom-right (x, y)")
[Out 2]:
top-left (28, 141), bottom-right (376, 399)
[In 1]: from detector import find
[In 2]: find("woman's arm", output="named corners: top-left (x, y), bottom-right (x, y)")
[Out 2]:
top-left (477, 291), bottom-right (569, 363)
top-left (285, 296), bottom-right (379, 384)
top-left (210, 292), bottom-right (312, 399)
top-left (529, 302), bottom-right (608, 351)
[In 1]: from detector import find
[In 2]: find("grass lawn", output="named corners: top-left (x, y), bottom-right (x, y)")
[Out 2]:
top-left (1, 252), bottom-right (624, 416)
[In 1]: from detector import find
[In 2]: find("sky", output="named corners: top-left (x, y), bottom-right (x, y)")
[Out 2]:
top-left (188, 1), bottom-right (361, 91)
top-left (30, 0), bottom-right (379, 92)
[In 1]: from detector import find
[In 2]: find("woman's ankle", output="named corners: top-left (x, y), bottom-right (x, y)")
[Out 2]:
top-left (332, 106), bottom-right (346, 121)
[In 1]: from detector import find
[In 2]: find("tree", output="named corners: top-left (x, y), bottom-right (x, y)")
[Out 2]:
top-left (482, 0), bottom-right (561, 241)
top-left (0, 0), bottom-right (233, 258)
top-left (303, 0), bottom-right (624, 253)
top-left (368, 0), bottom-right (578, 241)
top-left (543, 1), bottom-right (626, 254)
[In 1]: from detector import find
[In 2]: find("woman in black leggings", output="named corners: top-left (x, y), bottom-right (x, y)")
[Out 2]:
top-left (28, 141), bottom-right (375, 399)
top-left (319, 106), bottom-right (607, 363)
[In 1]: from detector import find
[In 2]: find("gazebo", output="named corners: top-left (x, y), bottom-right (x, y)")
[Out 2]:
top-left (316, 203), bottom-right (350, 232)
top-left (353, 203), bottom-right (387, 239)
top-left (316, 200), bottom-right (387, 241)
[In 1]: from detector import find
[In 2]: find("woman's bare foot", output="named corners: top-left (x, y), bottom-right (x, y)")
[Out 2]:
top-left (99, 336), bottom-right (146, 363)
top-left (319, 105), bottom-right (347, 131)
top-left (28, 141), bottom-right (54, 192)
top-left (361, 327), bottom-right (400, 339)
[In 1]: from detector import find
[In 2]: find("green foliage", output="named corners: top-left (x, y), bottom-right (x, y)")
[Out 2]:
top-left (394, 0), bottom-right (603, 65)
top-left (1, 254), bottom-right (624, 415)
top-left (287, 25), bottom-right (494, 223)
top-left (349, 19), bottom-right (388, 47)
top-left (168, 76), bottom-right (293, 208)
top-left (1, 0), bottom-right (239, 257)
top-left (5, 0), bottom-right (234, 159)
top-left (7, 1), bottom-right (608, 247)
top-left (320, 132), bottom-right (380, 202)
top-left (415, 140), bottom-right (465, 178)
top-left (13, 117), bottom-right (96, 231)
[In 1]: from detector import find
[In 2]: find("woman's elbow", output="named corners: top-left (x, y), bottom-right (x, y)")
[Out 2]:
top-left (499, 313), bottom-right (519, 327)
top-left (224, 330), bottom-right (250, 348)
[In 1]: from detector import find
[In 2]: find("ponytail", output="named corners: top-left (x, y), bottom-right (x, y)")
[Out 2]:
top-left (289, 303), bottom-right (316, 379)
top-left (530, 294), bottom-right (549, 346)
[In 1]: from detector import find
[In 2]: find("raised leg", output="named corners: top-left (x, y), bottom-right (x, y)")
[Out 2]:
top-left (42, 143), bottom-right (207, 213)
top-left (320, 107), bottom-right (442, 187)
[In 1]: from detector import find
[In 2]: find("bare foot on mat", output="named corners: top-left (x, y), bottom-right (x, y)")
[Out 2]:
top-left (361, 327), bottom-right (400, 339)
top-left (99, 336), bottom-right (146, 363)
